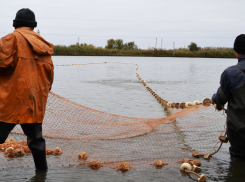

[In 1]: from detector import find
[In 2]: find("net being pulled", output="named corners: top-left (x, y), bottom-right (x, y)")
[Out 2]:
top-left (1, 91), bottom-right (225, 169)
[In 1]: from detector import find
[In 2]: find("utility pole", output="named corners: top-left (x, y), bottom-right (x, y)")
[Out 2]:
top-left (155, 38), bottom-right (157, 48)
top-left (78, 37), bottom-right (80, 45)
top-left (161, 39), bottom-right (163, 49)
top-left (173, 42), bottom-right (175, 57)
top-left (37, 29), bottom-right (40, 35)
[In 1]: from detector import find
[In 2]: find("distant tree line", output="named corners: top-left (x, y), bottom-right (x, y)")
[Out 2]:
top-left (53, 40), bottom-right (235, 58)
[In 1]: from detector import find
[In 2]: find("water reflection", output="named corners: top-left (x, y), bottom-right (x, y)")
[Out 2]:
top-left (225, 156), bottom-right (245, 182)
top-left (29, 170), bottom-right (47, 182)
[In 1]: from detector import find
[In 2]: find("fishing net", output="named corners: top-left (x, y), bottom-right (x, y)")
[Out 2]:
top-left (0, 62), bottom-right (226, 173)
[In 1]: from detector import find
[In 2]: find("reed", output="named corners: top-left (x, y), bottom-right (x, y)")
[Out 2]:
top-left (54, 44), bottom-right (236, 58)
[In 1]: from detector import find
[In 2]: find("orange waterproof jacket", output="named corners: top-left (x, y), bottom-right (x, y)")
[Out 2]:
top-left (0, 27), bottom-right (54, 124)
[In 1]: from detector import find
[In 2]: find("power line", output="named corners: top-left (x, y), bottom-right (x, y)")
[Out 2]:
top-left (0, 24), bottom-right (241, 33)
top-left (35, 34), bottom-right (237, 39)
top-left (0, 32), bottom-right (236, 39)
top-left (0, 15), bottom-right (244, 24)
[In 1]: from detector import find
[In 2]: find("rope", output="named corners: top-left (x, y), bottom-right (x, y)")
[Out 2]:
top-left (54, 61), bottom-right (226, 158)
top-left (55, 62), bottom-right (211, 110)
top-left (185, 169), bottom-right (200, 178)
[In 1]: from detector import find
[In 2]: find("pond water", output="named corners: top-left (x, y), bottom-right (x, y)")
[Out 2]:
top-left (2, 56), bottom-right (245, 181)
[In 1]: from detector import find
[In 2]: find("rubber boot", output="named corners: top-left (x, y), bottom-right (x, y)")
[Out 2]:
top-left (31, 149), bottom-right (48, 171)
top-left (21, 123), bottom-right (48, 171)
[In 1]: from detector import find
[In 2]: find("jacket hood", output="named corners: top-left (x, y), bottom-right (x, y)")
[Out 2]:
top-left (14, 27), bottom-right (54, 55)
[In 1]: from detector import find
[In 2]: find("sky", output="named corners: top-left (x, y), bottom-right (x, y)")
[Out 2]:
top-left (0, 0), bottom-right (244, 49)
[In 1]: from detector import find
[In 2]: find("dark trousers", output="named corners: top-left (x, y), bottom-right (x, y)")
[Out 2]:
top-left (0, 122), bottom-right (48, 171)
top-left (230, 146), bottom-right (245, 160)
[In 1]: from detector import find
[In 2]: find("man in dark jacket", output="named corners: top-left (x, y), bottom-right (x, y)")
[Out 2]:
top-left (212, 34), bottom-right (245, 159)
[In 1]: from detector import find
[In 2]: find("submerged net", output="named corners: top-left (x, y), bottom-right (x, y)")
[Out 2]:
top-left (0, 62), bottom-right (226, 171)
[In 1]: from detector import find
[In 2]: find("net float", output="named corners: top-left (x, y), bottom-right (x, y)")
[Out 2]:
top-left (192, 165), bottom-right (201, 173)
top-left (202, 98), bottom-right (212, 107)
top-left (185, 102), bottom-right (193, 108)
top-left (88, 161), bottom-right (103, 170)
top-left (4, 147), bottom-right (16, 157)
top-left (171, 102), bottom-right (176, 108)
top-left (78, 151), bottom-right (88, 161)
top-left (54, 147), bottom-right (63, 156)
top-left (167, 102), bottom-right (172, 107)
top-left (46, 148), bottom-right (54, 155)
top-left (192, 151), bottom-right (200, 158)
top-left (175, 103), bottom-right (180, 109)
top-left (182, 158), bottom-right (191, 163)
top-left (203, 153), bottom-right (211, 160)
top-left (219, 136), bottom-right (228, 143)
top-left (190, 159), bottom-right (202, 166)
top-left (7, 137), bottom-right (15, 142)
top-left (198, 174), bottom-right (208, 181)
top-left (192, 100), bottom-right (200, 105)
top-left (179, 102), bottom-right (186, 109)
top-left (117, 162), bottom-right (132, 171)
top-left (180, 163), bottom-right (192, 171)
top-left (150, 159), bottom-right (168, 166)
top-left (15, 148), bottom-right (25, 157)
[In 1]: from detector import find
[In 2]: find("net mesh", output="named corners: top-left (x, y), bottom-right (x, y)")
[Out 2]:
top-left (0, 92), bottom-right (226, 169)
top-left (0, 62), bottom-right (226, 170)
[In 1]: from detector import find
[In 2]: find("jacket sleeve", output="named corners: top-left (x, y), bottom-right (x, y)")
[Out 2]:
top-left (0, 33), bottom-right (16, 68)
top-left (212, 70), bottom-right (231, 105)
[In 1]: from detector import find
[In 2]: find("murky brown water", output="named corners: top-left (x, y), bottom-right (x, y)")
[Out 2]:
top-left (2, 56), bottom-right (244, 181)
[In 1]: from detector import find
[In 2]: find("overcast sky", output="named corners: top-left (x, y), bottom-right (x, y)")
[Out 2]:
top-left (0, 0), bottom-right (244, 49)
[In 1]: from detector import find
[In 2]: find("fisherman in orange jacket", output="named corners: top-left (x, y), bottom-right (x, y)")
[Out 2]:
top-left (0, 8), bottom-right (54, 171)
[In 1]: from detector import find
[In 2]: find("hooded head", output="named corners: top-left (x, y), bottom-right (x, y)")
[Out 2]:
top-left (13, 8), bottom-right (37, 28)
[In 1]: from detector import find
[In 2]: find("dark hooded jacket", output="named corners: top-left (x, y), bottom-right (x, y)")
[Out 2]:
top-left (212, 55), bottom-right (245, 155)
top-left (0, 27), bottom-right (54, 124)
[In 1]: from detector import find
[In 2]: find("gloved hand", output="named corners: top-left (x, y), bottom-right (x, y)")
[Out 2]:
top-left (214, 104), bottom-right (224, 111)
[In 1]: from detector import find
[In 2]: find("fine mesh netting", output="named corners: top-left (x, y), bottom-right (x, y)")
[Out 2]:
top-left (0, 62), bottom-right (226, 171)
top-left (0, 92), bottom-right (226, 169)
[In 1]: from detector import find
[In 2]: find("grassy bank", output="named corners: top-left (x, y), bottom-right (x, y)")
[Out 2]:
top-left (54, 45), bottom-right (236, 58)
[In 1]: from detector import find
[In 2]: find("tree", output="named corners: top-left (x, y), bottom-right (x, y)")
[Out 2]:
top-left (127, 41), bottom-right (138, 50)
top-left (105, 39), bottom-right (138, 50)
top-left (188, 42), bottom-right (201, 51)
top-left (105, 39), bottom-right (116, 49)
top-left (115, 39), bottom-right (124, 49)
top-left (123, 41), bottom-right (138, 50)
